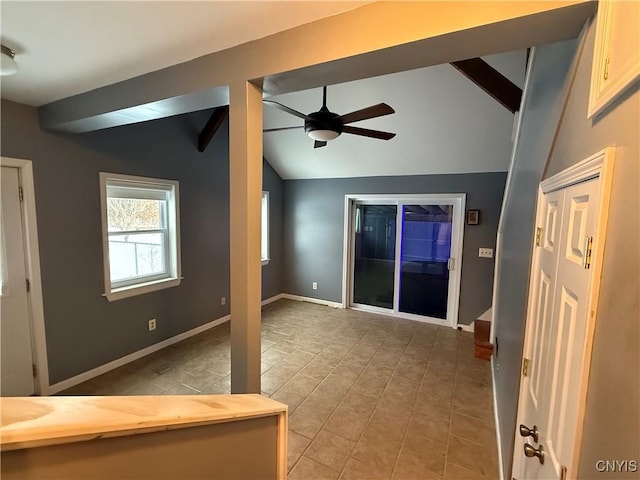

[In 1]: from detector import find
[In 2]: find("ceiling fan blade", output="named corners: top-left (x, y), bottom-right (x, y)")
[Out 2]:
top-left (338, 103), bottom-right (395, 125)
top-left (314, 140), bottom-right (327, 149)
top-left (342, 125), bottom-right (396, 140)
top-left (263, 99), bottom-right (311, 120)
top-left (263, 126), bottom-right (304, 132)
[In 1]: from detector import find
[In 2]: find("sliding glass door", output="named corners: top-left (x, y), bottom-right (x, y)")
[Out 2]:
top-left (348, 195), bottom-right (464, 326)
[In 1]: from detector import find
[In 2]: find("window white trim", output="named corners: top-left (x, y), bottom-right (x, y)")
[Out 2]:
top-left (261, 191), bottom-right (270, 266)
top-left (100, 172), bottom-right (181, 301)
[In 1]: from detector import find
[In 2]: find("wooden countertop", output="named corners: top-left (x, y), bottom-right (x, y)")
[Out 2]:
top-left (0, 394), bottom-right (287, 451)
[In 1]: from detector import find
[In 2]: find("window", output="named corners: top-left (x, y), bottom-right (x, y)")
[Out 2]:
top-left (261, 191), bottom-right (269, 265)
top-left (100, 173), bottom-right (181, 301)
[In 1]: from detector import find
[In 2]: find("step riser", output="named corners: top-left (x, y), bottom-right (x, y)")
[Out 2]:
top-left (474, 319), bottom-right (493, 361)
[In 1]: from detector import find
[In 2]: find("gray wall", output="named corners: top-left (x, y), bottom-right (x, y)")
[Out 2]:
top-left (283, 172), bottom-right (507, 325)
top-left (1, 100), bottom-right (284, 384)
top-left (541, 20), bottom-right (639, 479)
top-left (492, 38), bottom-right (580, 476)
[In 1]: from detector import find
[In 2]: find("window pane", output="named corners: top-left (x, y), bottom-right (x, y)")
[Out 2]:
top-left (399, 204), bottom-right (453, 319)
top-left (353, 204), bottom-right (397, 309)
top-left (109, 232), bottom-right (165, 283)
top-left (107, 198), bottom-right (163, 232)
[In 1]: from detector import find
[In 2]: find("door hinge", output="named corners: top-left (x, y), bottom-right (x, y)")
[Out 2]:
top-left (560, 466), bottom-right (567, 480)
top-left (18, 186), bottom-right (24, 202)
top-left (26, 278), bottom-right (31, 292)
top-left (32, 364), bottom-right (37, 378)
top-left (583, 236), bottom-right (593, 269)
top-left (603, 57), bottom-right (610, 81)
top-left (522, 358), bottom-right (530, 377)
top-left (535, 227), bottom-right (542, 247)
top-left (447, 258), bottom-right (454, 271)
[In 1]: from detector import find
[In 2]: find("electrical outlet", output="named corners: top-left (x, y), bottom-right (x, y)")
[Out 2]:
top-left (148, 319), bottom-right (157, 331)
top-left (312, 282), bottom-right (318, 290)
top-left (221, 296), bottom-right (226, 306)
top-left (479, 248), bottom-right (494, 258)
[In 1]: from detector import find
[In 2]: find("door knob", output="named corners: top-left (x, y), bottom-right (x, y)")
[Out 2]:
top-left (519, 424), bottom-right (539, 443)
top-left (524, 443), bottom-right (545, 465)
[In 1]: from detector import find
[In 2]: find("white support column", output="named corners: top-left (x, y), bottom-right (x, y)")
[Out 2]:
top-left (229, 80), bottom-right (263, 394)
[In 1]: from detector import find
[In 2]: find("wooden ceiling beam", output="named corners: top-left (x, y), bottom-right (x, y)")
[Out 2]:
top-left (198, 105), bottom-right (229, 152)
top-left (450, 58), bottom-right (522, 114)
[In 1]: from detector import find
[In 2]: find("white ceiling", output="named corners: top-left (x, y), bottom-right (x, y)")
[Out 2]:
top-left (0, 1), bottom-right (370, 106)
top-left (1, 1), bottom-right (526, 180)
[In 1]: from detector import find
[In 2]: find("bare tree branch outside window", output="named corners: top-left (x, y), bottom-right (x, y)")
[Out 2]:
top-left (107, 199), bottom-right (161, 231)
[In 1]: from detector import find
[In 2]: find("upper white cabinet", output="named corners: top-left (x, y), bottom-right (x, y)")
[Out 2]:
top-left (588, 0), bottom-right (640, 118)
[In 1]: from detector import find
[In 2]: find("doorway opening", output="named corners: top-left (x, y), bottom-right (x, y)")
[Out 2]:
top-left (343, 194), bottom-right (465, 327)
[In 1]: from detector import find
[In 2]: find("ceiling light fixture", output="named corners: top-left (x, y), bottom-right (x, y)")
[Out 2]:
top-left (1, 45), bottom-right (18, 76)
top-left (306, 129), bottom-right (340, 141)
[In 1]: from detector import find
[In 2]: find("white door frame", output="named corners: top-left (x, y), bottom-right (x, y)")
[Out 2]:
top-left (1, 157), bottom-right (49, 395)
top-left (342, 193), bottom-right (466, 328)
top-left (512, 147), bottom-right (615, 478)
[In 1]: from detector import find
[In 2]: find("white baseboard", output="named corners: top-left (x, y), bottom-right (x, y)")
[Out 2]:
top-left (47, 294), bottom-right (337, 395)
top-left (491, 356), bottom-right (506, 480)
top-left (262, 293), bottom-right (285, 306)
top-left (47, 314), bottom-right (231, 395)
top-left (281, 293), bottom-right (343, 309)
top-left (457, 322), bottom-right (475, 333)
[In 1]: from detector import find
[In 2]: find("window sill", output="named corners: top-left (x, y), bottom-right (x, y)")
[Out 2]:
top-left (103, 277), bottom-right (182, 302)
top-left (261, 259), bottom-right (270, 266)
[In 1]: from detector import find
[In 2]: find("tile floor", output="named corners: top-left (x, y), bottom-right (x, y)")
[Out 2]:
top-left (62, 299), bottom-right (499, 479)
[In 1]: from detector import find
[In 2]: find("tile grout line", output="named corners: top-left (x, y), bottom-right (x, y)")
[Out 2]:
top-left (287, 314), bottom-right (390, 476)
top-left (338, 320), bottom-right (443, 479)
top-left (442, 333), bottom-right (463, 480)
top-left (340, 319), bottom-right (411, 479)
top-left (292, 313), bottom-right (413, 477)
top-left (389, 326), bottom-right (428, 480)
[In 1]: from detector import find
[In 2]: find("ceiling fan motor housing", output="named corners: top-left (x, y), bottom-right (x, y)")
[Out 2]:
top-left (304, 108), bottom-right (343, 137)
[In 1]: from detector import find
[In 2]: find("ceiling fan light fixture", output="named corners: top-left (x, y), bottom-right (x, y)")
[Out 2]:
top-left (307, 129), bottom-right (340, 141)
top-left (1, 45), bottom-right (18, 76)
top-left (265, 86), bottom-right (395, 148)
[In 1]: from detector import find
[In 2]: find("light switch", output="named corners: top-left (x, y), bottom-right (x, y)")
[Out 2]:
top-left (479, 248), bottom-right (494, 258)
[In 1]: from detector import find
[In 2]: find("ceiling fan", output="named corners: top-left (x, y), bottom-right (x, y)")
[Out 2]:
top-left (263, 86), bottom-right (396, 148)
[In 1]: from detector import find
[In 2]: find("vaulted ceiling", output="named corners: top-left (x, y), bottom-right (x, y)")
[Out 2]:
top-left (262, 50), bottom-right (526, 179)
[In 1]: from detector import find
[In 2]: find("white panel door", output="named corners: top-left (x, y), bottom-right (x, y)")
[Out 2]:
top-left (515, 177), bottom-right (600, 479)
top-left (0, 166), bottom-right (35, 396)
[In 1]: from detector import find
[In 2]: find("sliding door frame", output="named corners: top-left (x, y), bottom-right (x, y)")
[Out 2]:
top-left (342, 193), bottom-right (466, 328)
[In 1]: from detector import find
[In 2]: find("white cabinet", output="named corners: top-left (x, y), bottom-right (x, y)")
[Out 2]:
top-left (588, 0), bottom-right (640, 117)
